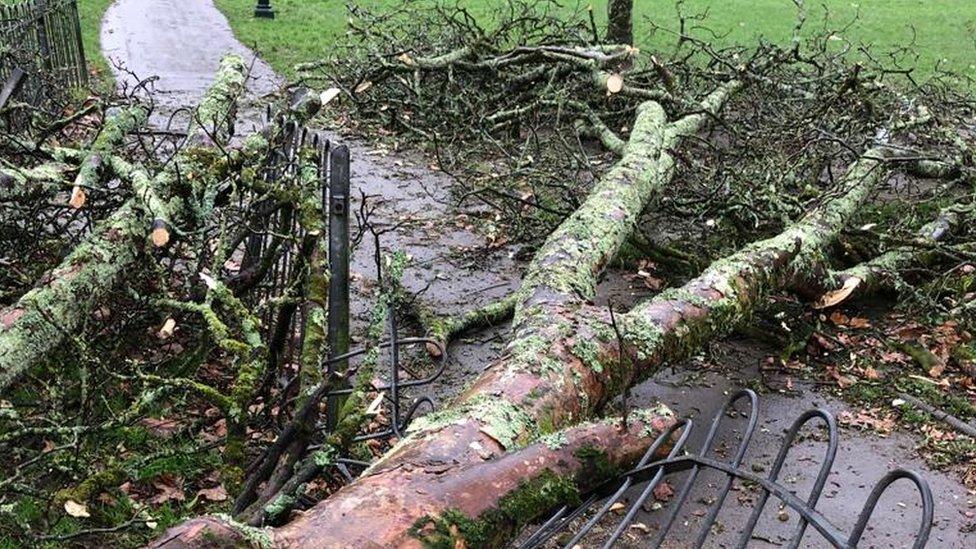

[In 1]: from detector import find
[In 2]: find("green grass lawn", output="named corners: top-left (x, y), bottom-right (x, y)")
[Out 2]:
top-left (76, 0), bottom-right (115, 79)
top-left (212, 0), bottom-right (976, 80)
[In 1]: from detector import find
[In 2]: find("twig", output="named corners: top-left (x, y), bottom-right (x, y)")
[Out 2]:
top-left (897, 393), bottom-right (976, 438)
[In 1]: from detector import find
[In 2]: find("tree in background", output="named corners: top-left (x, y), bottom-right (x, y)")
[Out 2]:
top-left (607, 0), bottom-right (634, 44)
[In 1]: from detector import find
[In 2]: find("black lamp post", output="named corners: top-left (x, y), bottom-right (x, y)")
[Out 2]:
top-left (254, 0), bottom-right (275, 19)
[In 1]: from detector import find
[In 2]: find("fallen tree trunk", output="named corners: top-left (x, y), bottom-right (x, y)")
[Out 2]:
top-left (0, 56), bottom-right (248, 391)
top-left (155, 78), bottom-right (929, 545)
top-left (68, 104), bottom-right (149, 209)
top-left (152, 409), bottom-right (676, 548)
top-left (155, 80), bottom-right (740, 546)
top-left (803, 201), bottom-right (973, 308)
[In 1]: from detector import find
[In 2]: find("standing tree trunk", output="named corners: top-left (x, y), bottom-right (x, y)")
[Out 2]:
top-left (606, 0), bottom-right (634, 45)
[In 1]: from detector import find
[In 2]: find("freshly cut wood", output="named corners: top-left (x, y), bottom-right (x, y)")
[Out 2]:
top-left (0, 56), bottom-right (248, 391)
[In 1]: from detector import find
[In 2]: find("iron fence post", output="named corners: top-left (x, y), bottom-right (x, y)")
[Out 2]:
top-left (68, 0), bottom-right (87, 85)
top-left (326, 144), bottom-right (351, 429)
top-left (34, 0), bottom-right (52, 71)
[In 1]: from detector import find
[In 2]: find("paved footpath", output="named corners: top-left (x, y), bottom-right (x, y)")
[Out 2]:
top-left (97, 0), bottom-right (522, 397)
top-left (101, 0), bottom-right (280, 126)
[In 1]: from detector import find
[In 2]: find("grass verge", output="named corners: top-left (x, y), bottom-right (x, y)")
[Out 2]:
top-left (211, 0), bottom-right (976, 80)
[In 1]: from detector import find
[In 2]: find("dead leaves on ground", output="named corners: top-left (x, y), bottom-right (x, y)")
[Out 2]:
top-left (624, 259), bottom-right (666, 290)
top-left (838, 409), bottom-right (896, 434)
top-left (788, 310), bottom-right (973, 395)
top-left (149, 474), bottom-right (185, 505)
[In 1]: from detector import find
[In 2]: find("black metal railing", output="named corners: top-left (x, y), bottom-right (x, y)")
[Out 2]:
top-left (520, 390), bottom-right (933, 549)
top-left (245, 110), bottom-right (446, 451)
top-left (0, 0), bottom-right (87, 110)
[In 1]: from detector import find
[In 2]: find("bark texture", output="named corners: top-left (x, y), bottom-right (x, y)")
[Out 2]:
top-left (606, 0), bottom-right (634, 46)
top-left (152, 410), bottom-right (676, 548)
top-left (154, 82), bottom-right (739, 547)
top-left (0, 56), bottom-right (248, 390)
top-left (154, 86), bottom-right (923, 547)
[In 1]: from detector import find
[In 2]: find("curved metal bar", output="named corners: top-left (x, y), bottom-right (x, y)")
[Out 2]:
top-left (624, 455), bottom-right (853, 547)
top-left (847, 468), bottom-right (933, 549)
top-left (520, 419), bottom-right (693, 549)
top-left (559, 420), bottom-right (689, 548)
top-left (735, 408), bottom-right (838, 549)
top-left (517, 504), bottom-right (572, 548)
top-left (352, 396), bottom-right (435, 442)
top-left (518, 393), bottom-right (932, 549)
top-left (601, 419), bottom-right (694, 548)
top-left (649, 390), bottom-right (758, 547)
top-left (323, 336), bottom-right (448, 395)
top-left (691, 389), bottom-right (759, 547)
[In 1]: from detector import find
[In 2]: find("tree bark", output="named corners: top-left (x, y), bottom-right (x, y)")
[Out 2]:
top-left (151, 410), bottom-right (677, 548)
top-left (606, 0), bottom-right (634, 45)
top-left (0, 56), bottom-right (248, 391)
top-left (154, 83), bottom-right (923, 546)
top-left (155, 82), bottom-right (740, 547)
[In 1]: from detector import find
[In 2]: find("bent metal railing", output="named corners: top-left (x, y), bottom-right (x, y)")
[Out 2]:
top-left (519, 390), bottom-right (933, 549)
top-left (250, 110), bottom-right (447, 484)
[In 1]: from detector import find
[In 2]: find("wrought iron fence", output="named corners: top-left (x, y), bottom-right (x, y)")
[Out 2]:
top-left (246, 109), bottom-right (445, 445)
top-left (0, 0), bottom-right (87, 109)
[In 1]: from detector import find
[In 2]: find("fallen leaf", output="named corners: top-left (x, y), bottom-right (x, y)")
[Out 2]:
top-left (196, 485), bottom-right (228, 502)
top-left (354, 81), bottom-right (373, 94)
top-left (150, 474), bottom-right (185, 505)
top-left (64, 500), bottom-right (90, 518)
top-left (826, 365), bottom-right (854, 388)
top-left (139, 417), bottom-right (181, 438)
top-left (848, 317), bottom-right (871, 329)
top-left (653, 481), bottom-right (675, 502)
top-left (636, 270), bottom-right (664, 290)
top-left (829, 311), bottom-right (849, 326)
top-left (425, 340), bottom-right (443, 358)
top-left (629, 522), bottom-right (651, 534)
top-left (814, 276), bottom-right (861, 309)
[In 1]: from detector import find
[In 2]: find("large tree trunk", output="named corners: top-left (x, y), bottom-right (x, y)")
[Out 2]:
top-left (0, 56), bottom-right (248, 390)
top-left (606, 0), bottom-right (634, 45)
top-left (152, 410), bottom-right (677, 548)
top-left (155, 83), bottom-right (740, 546)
